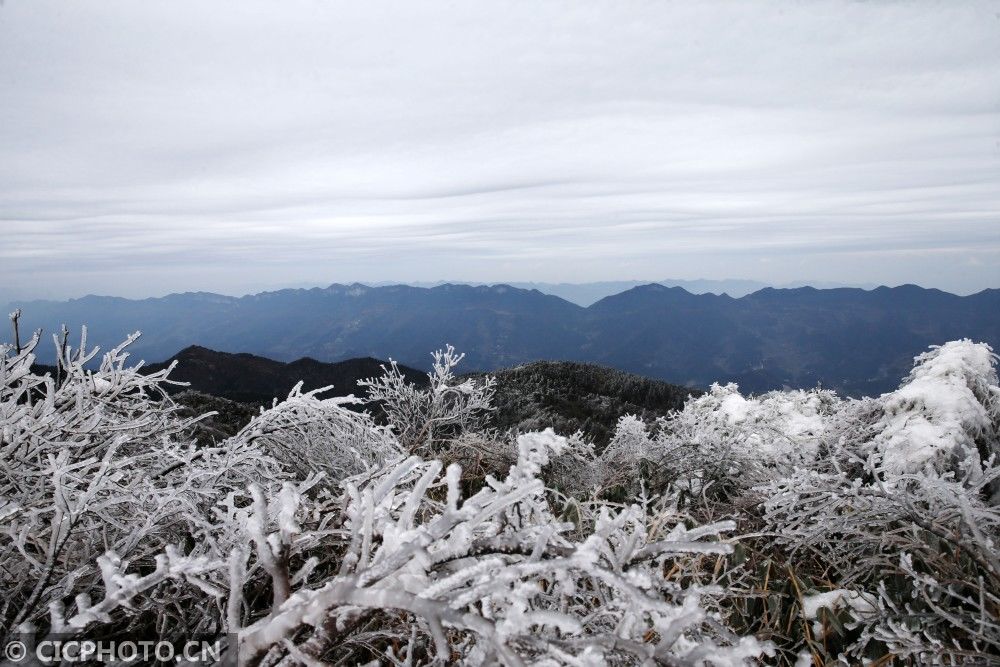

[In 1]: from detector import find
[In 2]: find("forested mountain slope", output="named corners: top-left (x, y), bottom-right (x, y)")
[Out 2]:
top-left (143, 345), bottom-right (428, 403)
top-left (481, 360), bottom-right (698, 445)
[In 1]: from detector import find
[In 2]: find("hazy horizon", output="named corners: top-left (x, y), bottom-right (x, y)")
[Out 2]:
top-left (2, 1), bottom-right (999, 299)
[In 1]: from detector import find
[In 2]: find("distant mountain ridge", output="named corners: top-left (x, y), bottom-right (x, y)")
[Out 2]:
top-left (367, 278), bottom-right (878, 305)
top-left (7, 282), bottom-right (999, 396)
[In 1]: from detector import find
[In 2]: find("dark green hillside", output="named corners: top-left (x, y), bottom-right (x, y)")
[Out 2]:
top-left (171, 390), bottom-right (260, 445)
top-left (479, 361), bottom-right (699, 445)
top-left (143, 345), bottom-right (428, 404)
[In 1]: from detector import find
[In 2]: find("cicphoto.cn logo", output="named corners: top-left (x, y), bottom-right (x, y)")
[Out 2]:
top-left (2, 635), bottom-right (237, 666)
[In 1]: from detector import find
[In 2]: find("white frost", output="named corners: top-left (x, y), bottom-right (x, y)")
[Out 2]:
top-left (875, 340), bottom-right (999, 475)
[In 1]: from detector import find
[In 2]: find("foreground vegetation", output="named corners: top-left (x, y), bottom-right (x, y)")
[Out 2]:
top-left (1, 314), bottom-right (998, 665)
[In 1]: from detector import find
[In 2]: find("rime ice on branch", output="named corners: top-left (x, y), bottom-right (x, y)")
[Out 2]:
top-left (3, 317), bottom-right (997, 665)
top-left (0, 328), bottom-right (768, 665)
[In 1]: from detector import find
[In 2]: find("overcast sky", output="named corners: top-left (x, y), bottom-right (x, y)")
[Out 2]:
top-left (1, 0), bottom-right (998, 300)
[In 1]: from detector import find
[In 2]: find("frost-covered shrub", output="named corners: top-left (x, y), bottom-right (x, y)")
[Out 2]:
top-left (601, 414), bottom-right (652, 472)
top-left (668, 384), bottom-right (834, 470)
top-left (360, 345), bottom-right (496, 454)
top-left (232, 430), bottom-right (768, 665)
top-left (593, 386), bottom-right (837, 504)
top-left (1, 323), bottom-right (766, 665)
top-left (761, 456), bottom-right (1000, 663)
top-left (585, 341), bottom-right (1000, 664)
top-left (235, 383), bottom-right (400, 482)
top-left (0, 325), bottom-right (278, 634)
top-left (872, 339), bottom-right (1000, 478)
top-left (624, 341), bottom-right (999, 499)
top-left (760, 341), bottom-right (1000, 664)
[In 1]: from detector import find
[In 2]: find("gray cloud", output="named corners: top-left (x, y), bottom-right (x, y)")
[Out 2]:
top-left (1, 0), bottom-right (998, 300)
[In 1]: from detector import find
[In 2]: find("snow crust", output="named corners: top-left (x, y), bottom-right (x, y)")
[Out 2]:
top-left (801, 589), bottom-right (876, 620)
top-left (875, 339), bottom-right (999, 475)
top-left (698, 383), bottom-right (829, 462)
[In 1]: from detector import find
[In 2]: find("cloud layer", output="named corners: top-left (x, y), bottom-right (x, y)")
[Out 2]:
top-left (1, 0), bottom-right (998, 299)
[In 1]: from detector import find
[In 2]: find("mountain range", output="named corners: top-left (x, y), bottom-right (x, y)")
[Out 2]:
top-left (366, 278), bottom-right (878, 305)
top-left (8, 282), bottom-right (999, 396)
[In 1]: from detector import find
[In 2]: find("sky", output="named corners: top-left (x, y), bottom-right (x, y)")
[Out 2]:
top-left (1, 0), bottom-right (998, 301)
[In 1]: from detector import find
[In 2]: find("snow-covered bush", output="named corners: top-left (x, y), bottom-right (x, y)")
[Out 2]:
top-left (0, 324), bottom-right (276, 635)
top-left (760, 456), bottom-right (1000, 663)
top-left (4, 310), bottom-right (997, 666)
top-left (233, 430), bottom-right (768, 665)
top-left (1, 323), bottom-right (768, 665)
top-left (583, 340), bottom-right (1000, 664)
top-left (591, 385), bottom-right (837, 505)
top-left (235, 383), bottom-right (400, 482)
top-left (360, 345), bottom-right (496, 454)
top-left (760, 341), bottom-right (1000, 664)
top-left (599, 414), bottom-right (653, 484)
top-left (872, 339), bottom-right (1000, 479)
